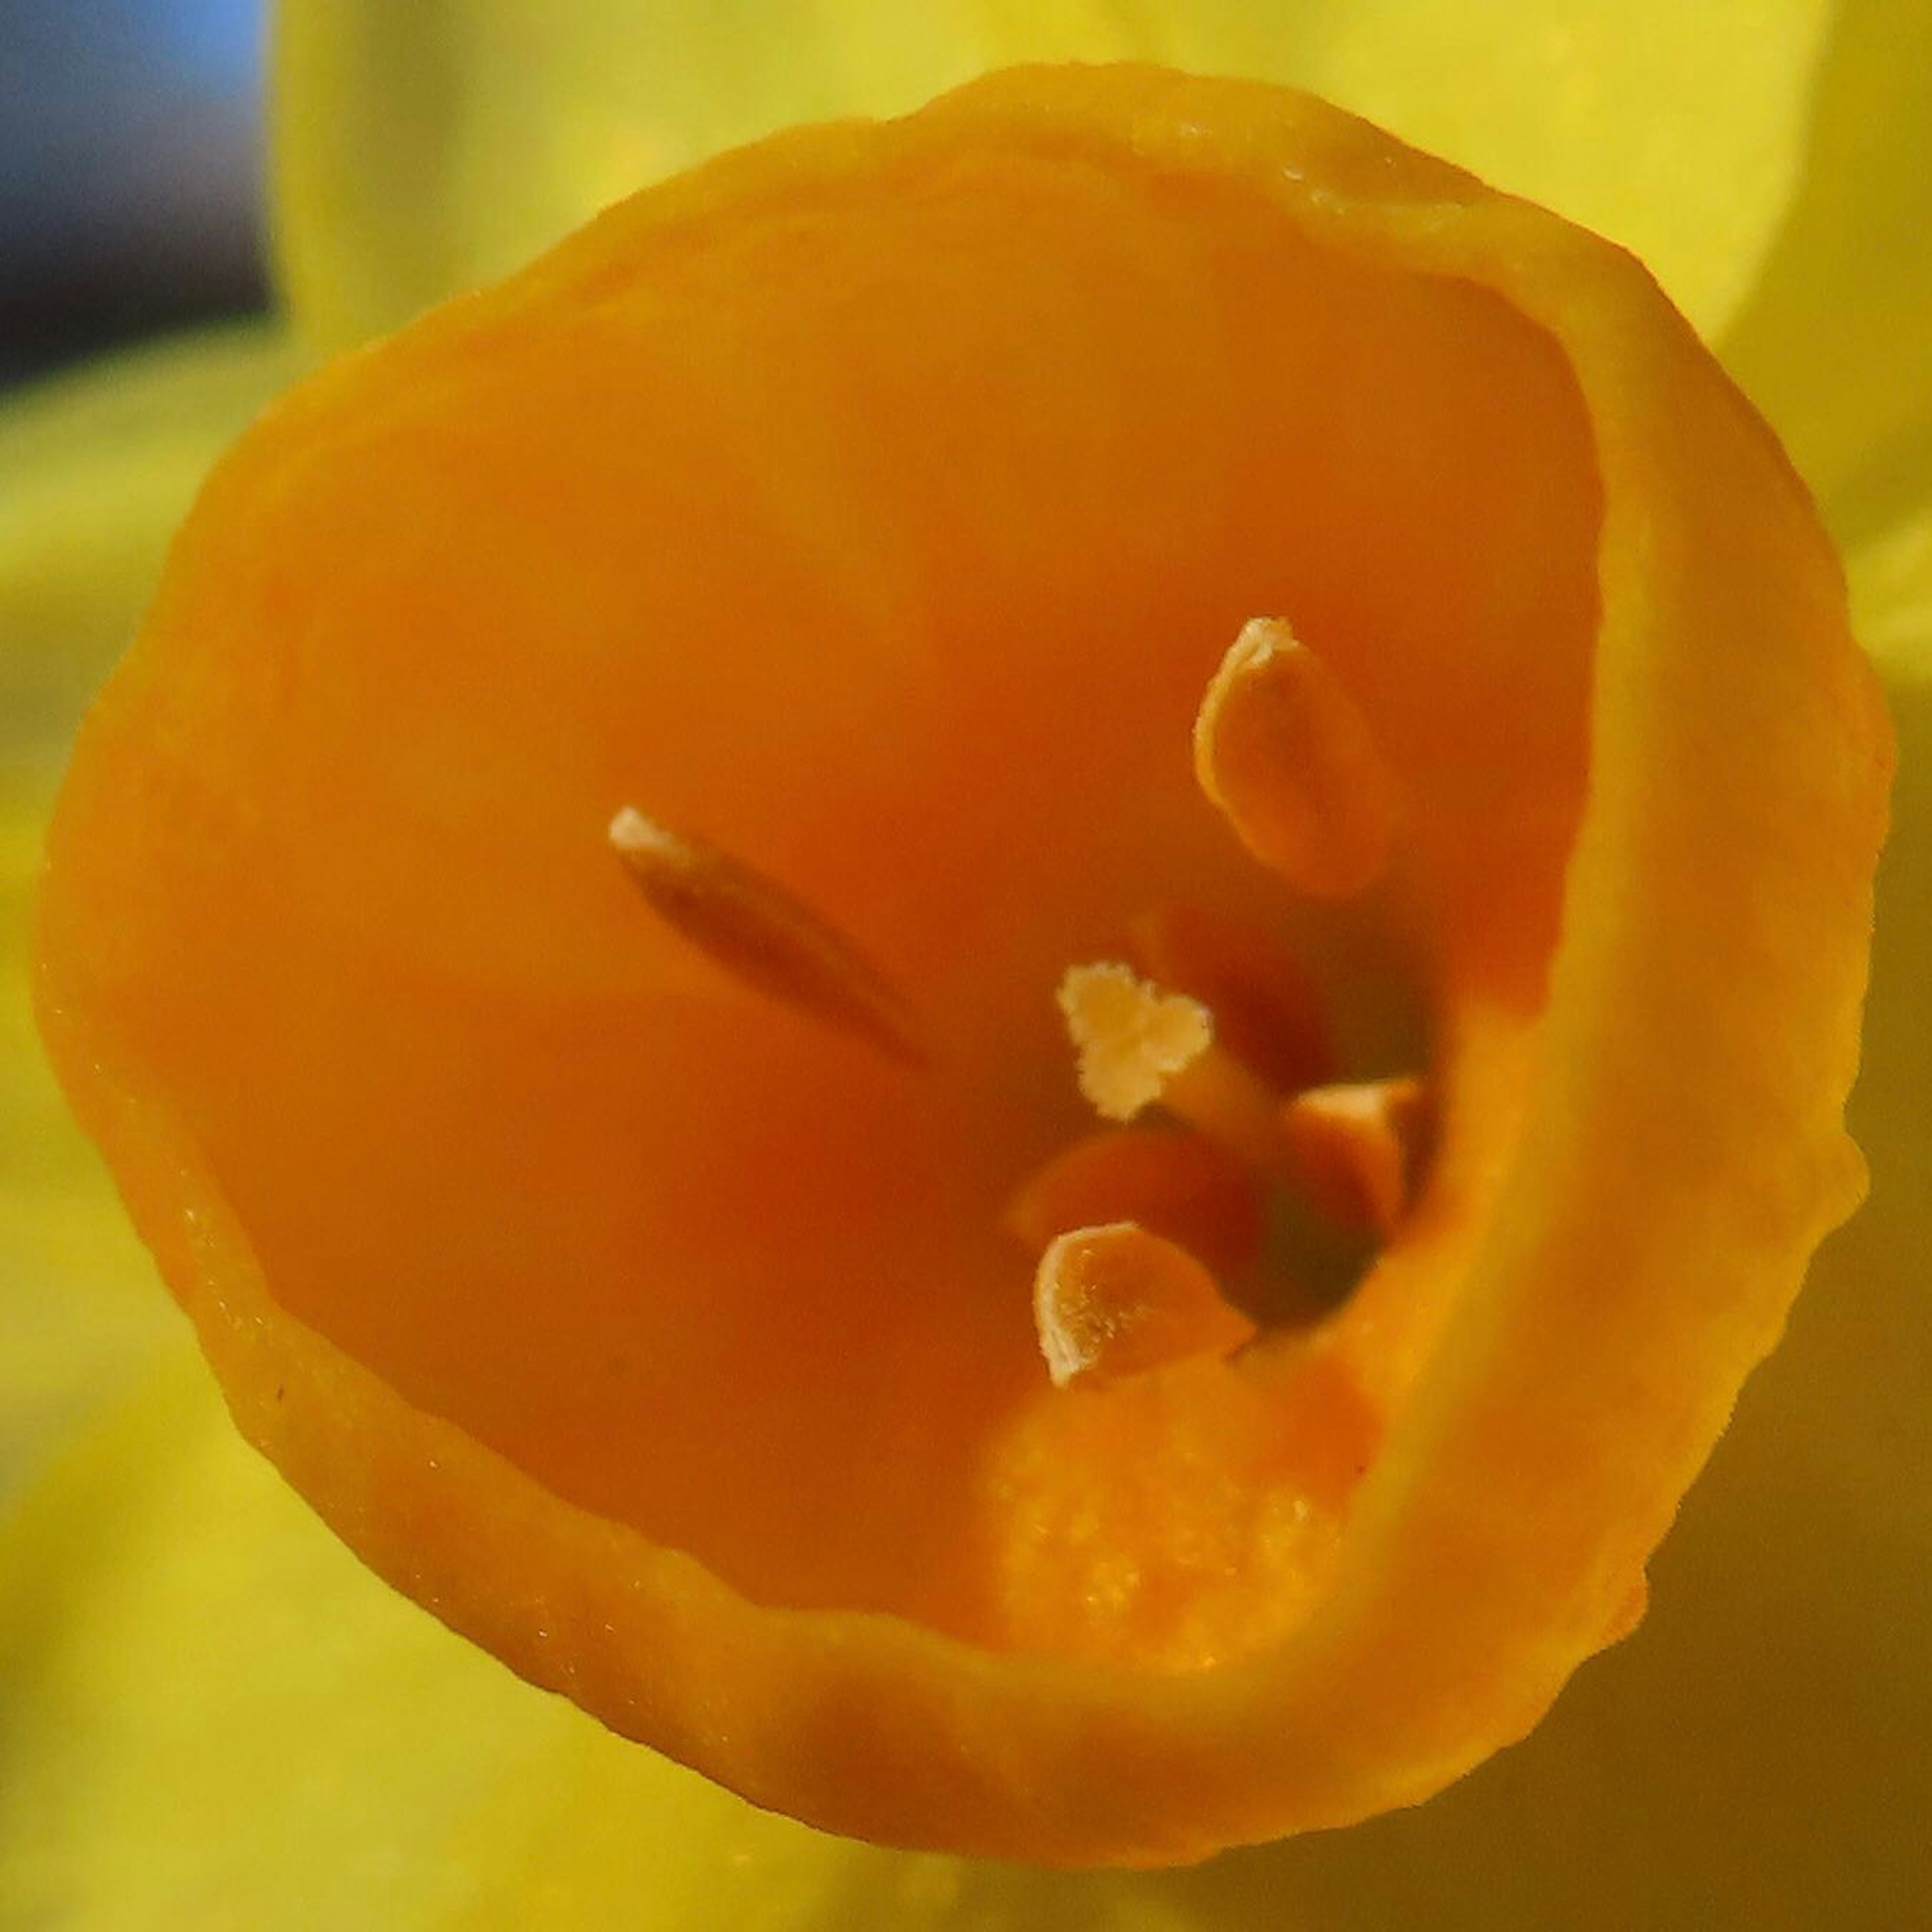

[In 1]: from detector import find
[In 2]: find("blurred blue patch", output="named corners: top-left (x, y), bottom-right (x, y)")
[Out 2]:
top-left (152, 0), bottom-right (264, 91)
top-left (1, 0), bottom-right (267, 385)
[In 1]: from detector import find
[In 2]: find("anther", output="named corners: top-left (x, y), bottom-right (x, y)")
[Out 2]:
top-left (1279, 1077), bottom-right (1430, 1234)
top-left (610, 807), bottom-right (923, 1064)
top-left (1004, 1127), bottom-right (1266, 1281)
top-left (1193, 617), bottom-right (1399, 899)
top-left (1033, 1221), bottom-right (1258, 1389)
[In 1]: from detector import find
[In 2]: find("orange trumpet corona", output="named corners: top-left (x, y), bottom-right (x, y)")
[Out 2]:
top-left (35, 64), bottom-right (1889, 1865)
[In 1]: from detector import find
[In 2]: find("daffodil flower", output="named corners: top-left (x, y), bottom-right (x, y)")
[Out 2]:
top-left (4, 2), bottom-right (1928, 1921)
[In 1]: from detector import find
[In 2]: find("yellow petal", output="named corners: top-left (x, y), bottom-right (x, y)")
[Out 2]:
top-left (1721, 1), bottom-right (1932, 518)
top-left (0, 326), bottom-right (296, 1496)
top-left (274, 1), bottom-right (1826, 350)
top-left (271, 3), bottom-right (1042, 349)
top-left (0, 327), bottom-right (298, 734)
top-left (0, 1360), bottom-right (1184, 1925)
top-left (0, 1360), bottom-right (579, 1926)
top-left (1274, 0), bottom-right (1831, 344)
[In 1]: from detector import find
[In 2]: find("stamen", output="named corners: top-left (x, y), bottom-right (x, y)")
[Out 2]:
top-left (1033, 1221), bottom-right (1258, 1389)
top-left (610, 806), bottom-right (923, 1064)
top-left (1004, 1126), bottom-right (1266, 1280)
top-left (1193, 617), bottom-right (1399, 899)
top-left (1057, 962), bottom-right (1296, 1184)
top-left (1279, 1077), bottom-right (1430, 1234)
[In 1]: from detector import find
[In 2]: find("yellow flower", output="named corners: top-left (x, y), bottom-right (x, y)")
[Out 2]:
top-left (4, 2), bottom-right (1927, 1920)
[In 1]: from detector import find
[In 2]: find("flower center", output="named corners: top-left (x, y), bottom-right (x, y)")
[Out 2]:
top-left (1017, 618), bottom-right (1430, 1388)
top-left (608, 616), bottom-right (1431, 1396)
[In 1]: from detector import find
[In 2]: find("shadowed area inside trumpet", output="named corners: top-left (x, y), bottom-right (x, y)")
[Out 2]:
top-left (67, 143), bottom-right (1600, 1667)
